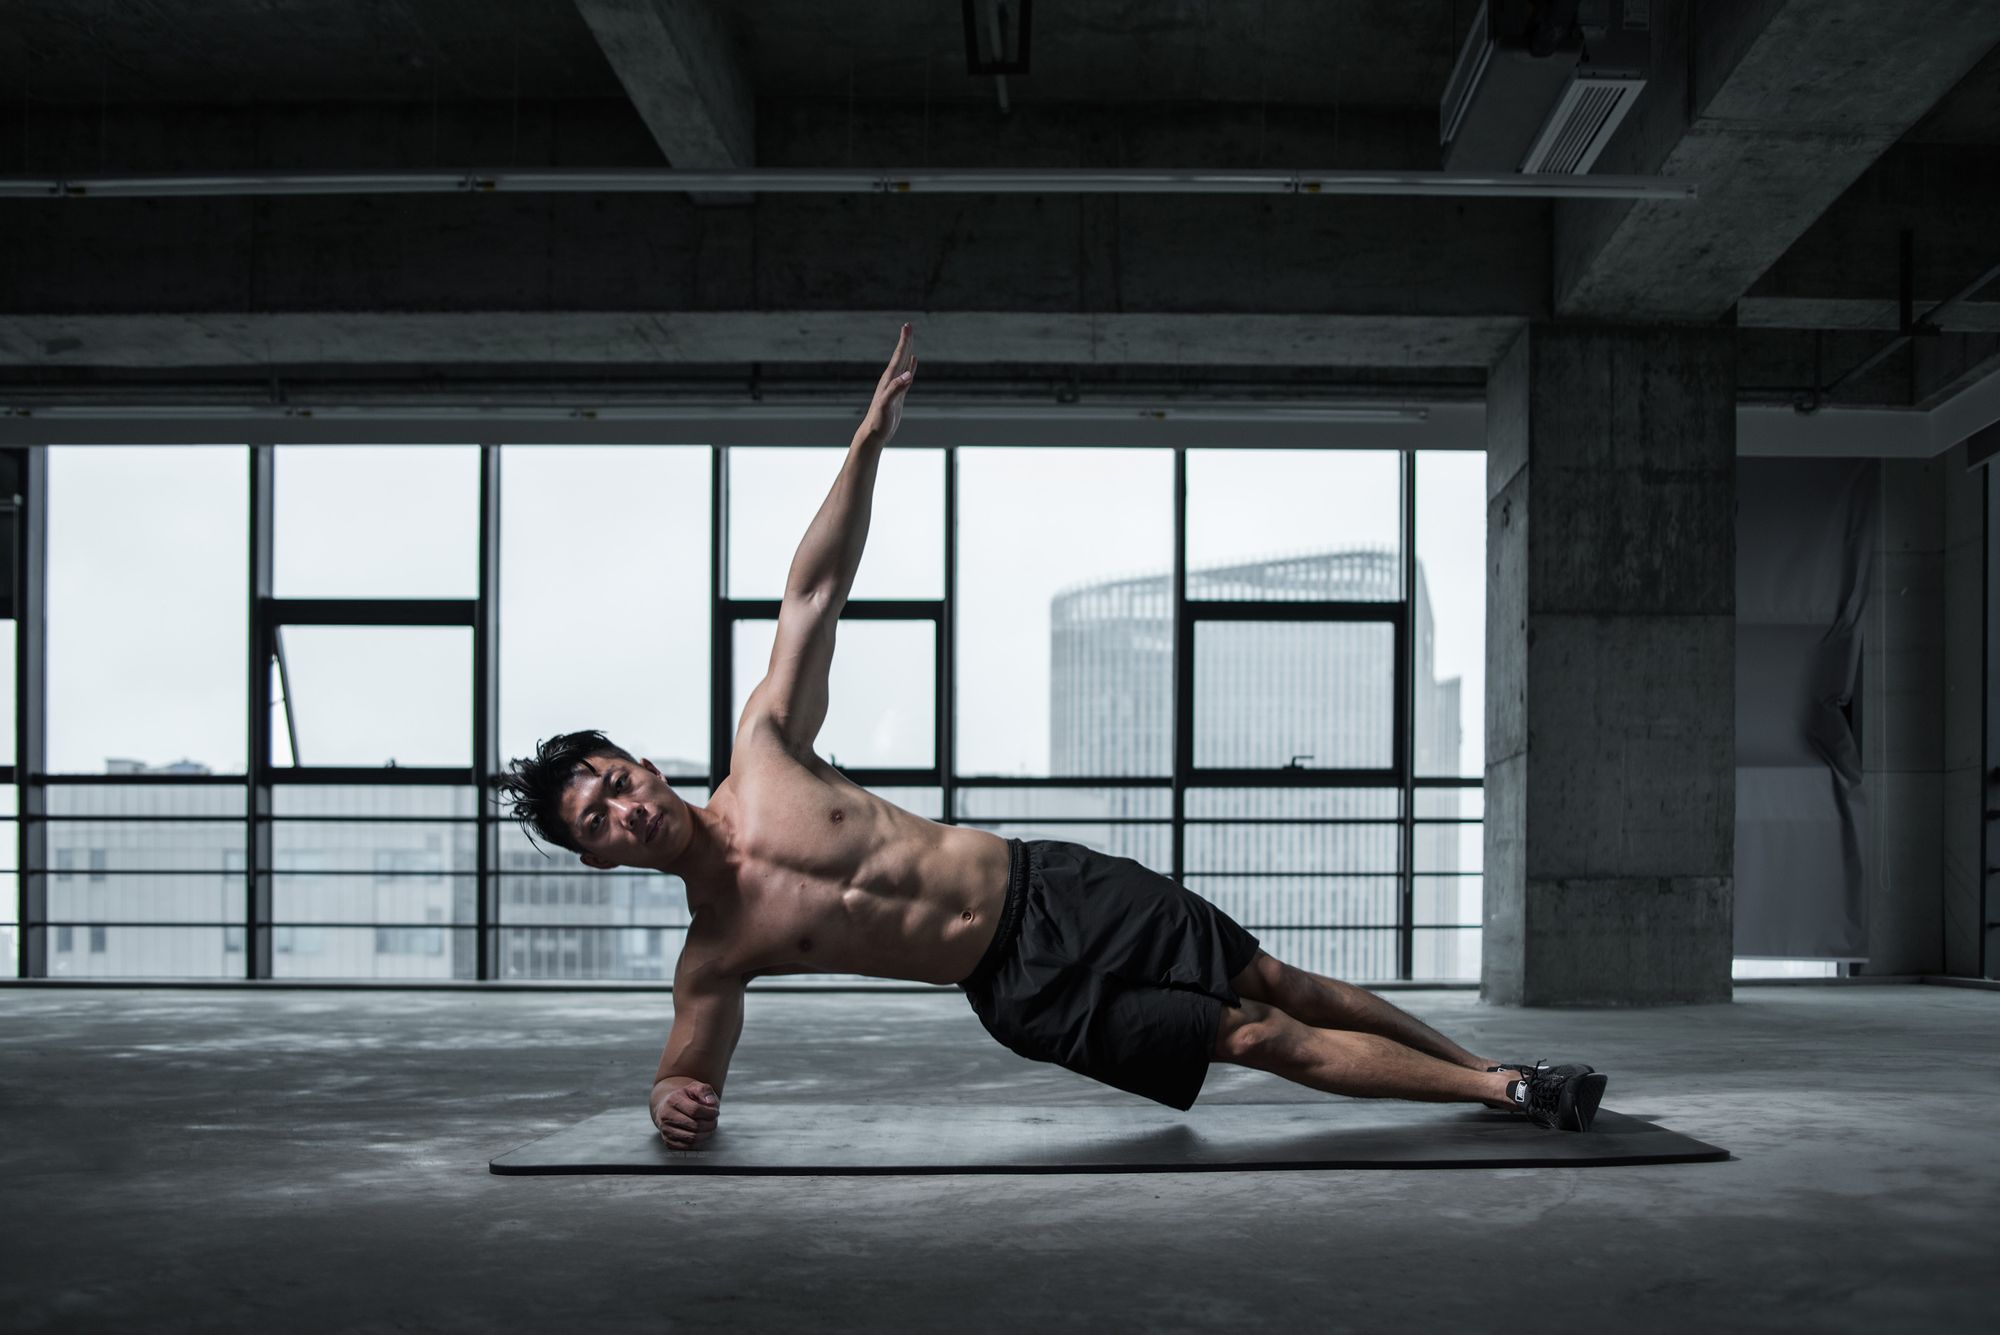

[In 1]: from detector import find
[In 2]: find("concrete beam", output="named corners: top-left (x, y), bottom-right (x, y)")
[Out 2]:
top-left (571, 0), bottom-right (754, 197)
top-left (1555, 1), bottom-right (2000, 321)
top-left (1739, 299), bottom-right (2000, 335)
top-left (0, 310), bottom-right (1523, 371)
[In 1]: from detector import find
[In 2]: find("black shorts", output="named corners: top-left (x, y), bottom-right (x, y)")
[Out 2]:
top-left (958, 838), bottom-right (1264, 1111)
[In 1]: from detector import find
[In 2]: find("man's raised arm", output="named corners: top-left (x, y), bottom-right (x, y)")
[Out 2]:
top-left (782, 323), bottom-right (918, 606)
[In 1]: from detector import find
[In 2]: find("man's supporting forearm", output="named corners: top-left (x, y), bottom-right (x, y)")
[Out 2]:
top-left (784, 434), bottom-right (885, 601)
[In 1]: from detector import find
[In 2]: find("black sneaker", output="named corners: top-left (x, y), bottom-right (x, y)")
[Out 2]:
top-left (1511, 1061), bottom-right (1608, 1132)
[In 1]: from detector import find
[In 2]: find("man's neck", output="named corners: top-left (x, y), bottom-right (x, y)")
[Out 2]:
top-left (652, 799), bottom-right (738, 914)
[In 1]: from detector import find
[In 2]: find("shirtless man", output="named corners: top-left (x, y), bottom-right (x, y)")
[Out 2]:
top-left (498, 324), bottom-right (1608, 1149)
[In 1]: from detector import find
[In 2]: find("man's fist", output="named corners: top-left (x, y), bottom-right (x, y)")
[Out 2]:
top-left (652, 1080), bottom-right (720, 1150)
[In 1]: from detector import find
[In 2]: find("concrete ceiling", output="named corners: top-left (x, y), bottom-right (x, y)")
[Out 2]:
top-left (2, 0), bottom-right (1460, 110)
top-left (2, 1), bottom-right (1999, 418)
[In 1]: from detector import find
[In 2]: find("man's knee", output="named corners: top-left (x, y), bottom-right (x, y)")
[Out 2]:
top-left (1212, 998), bottom-right (1289, 1065)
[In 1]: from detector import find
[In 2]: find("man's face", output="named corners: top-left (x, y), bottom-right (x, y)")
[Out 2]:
top-left (560, 754), bottom-right (684, 870)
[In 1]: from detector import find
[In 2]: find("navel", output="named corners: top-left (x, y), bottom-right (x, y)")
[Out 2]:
top-left (961, 910), bottom-right (974, 921)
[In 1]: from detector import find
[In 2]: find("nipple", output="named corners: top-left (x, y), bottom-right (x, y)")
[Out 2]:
top-left (830, 809), bottom-right (844, 823)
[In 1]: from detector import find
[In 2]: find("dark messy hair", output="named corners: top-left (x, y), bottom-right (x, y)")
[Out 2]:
top-left (497, 729), bottom-right (638, 856)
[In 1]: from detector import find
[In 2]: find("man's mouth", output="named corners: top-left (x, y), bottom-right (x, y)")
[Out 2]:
top-left (646, 812), bottom-right (663, 844)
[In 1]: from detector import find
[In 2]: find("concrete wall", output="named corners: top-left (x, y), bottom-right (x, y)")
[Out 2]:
top-left (1484, 324), bottom-right (1737, 1006)
top-left (1940, 447), bottom-right (1987, 976)
top-left (1861, 449), bottom-right (1988, 976)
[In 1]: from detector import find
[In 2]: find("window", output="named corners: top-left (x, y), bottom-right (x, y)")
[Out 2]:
top-left (88, 925), bottom-right (106, 953)
top-left (1414, 451), bottom-right (1486, 777)
top-left (500, 446), bottom-right (712, 774)
top-left (732, 620), bottom-right (935, 768)
top-left (56, 925), bottom-right (73, 953)
top-left (48, 447), bottom-right (247, 773)
top-left (1187, 450), bottom-right (1402, 601)
top-left (275, 447), bottom-right (478, 598)
top-left (272, 626), bottom-right (472, 768)
top-left (727, 447), bottom-right (943, 599)
top-left (1193, 621), bottom-right (1396, 771)
top-left (956, 448), bottom-right (1174, 778)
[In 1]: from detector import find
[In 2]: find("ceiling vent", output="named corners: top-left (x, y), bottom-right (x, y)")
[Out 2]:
top-left (1441, 1), bottom-right (1651, 175)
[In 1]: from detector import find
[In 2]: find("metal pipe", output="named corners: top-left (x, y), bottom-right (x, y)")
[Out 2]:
top-left (0, 166), bottom-right (1699, 202)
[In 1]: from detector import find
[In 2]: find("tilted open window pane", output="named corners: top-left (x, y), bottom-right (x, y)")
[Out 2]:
top-left (500, 446), bottom-right (711, 775)
top-left (48, 446), bottom-right (247, 774)
top-left (1193, 621), bottom-right (1394, 769)
top-left (956, 448), bottom-right (1174, 778)
top-left (726, 447), bottom-right (943, 599)
top-left (731, 619), bottom-right (935, 769)
top-left (1186, 450), bottom-right (1402, 601)
top-left (274, 446), bottom-right (479, 598)
top-left (1415, 451), bottom-right (1486, 776)
top-left (273, 626), bottom-right (471, 768)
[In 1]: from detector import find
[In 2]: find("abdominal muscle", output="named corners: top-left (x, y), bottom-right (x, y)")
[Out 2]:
top-left (696, 731), bottom-right (1013, 987)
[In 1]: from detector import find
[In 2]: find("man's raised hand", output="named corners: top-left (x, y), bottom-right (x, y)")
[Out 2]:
top-left (858, 322), bottom-right (918, 446)
top-left (651, 1079), bottom-right (721, 1150)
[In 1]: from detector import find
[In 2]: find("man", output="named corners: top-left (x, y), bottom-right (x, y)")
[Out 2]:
top-left (499, 324), bottom-right (1608, 1150)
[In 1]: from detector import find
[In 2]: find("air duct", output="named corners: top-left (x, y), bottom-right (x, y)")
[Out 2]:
top-left (1441, 1), bottom-right (1650, 175)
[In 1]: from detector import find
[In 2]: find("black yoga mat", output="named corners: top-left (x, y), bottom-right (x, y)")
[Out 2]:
top-left (490, 1102), bottom-right (1728, 1175)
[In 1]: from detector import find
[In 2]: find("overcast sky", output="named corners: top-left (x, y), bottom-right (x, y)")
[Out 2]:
top-left (43, 439), bottom-right (1484, 780)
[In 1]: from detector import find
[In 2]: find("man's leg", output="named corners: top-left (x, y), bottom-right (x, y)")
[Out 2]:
top-left (1229, 951), bottom-right (1498, 1073)
top-left (1211, 997), bottom-right (1515, 1107)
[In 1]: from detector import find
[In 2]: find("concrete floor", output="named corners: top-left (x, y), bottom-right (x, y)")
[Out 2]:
top-left (1, 983), bottom-right (1994, 1333)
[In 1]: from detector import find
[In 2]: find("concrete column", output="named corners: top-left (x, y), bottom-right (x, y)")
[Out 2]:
top-left (1483, 325), bottom-right (1736, 1006)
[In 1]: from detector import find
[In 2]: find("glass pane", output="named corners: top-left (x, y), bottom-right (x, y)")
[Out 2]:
top-left (274, 446), bottom-right (478, 597)
top-left (1193, 622), bottom-right (1394, 769)
top-left (1413, 787), bottom-right (1483, 819)
top-left (1414, 820), bottom-right (1482, 873)
top-left (0, 820), bottom-right (14, 872)
top-left (1252, 927), bottom-right (1400, 982)
top-left (732, 619), bottom-right (934, 768)
top-left (1185, 788), bottom-right (1398, 819)
top-left (498, 872), bottom-right (691, 927)
top-left (48, 784), bottom-right (245, 818)
top-left (956, 448), bottom-right (1174, 777)
top-left (954, 786), bottom-right (1172, 821)
top-left (1187, 450), bottom-right (1401, 601)
top-left (0, 620), bottom-right (14, 767)
top-left (45, 925), bottom-right (236, 979)
top-left (499, 926), bottom-right (688, 981)
top-left (49, 820), bottom-right (245, 872)
top-left (51, 874), bottom-right (239, 923)
top-left (271, 786), bottom-right (476, 818)
top-left (275, 626), bottom-right (470, 767)
top-left (273, 875), bottom-right (474, 924)
top-left (500, 446), bottom-right (711, 775)
top-left (1413, 927), bottom-right (1480, 981)
top-left (1185, 821), bottom-right (1400, 874)
top-left (1414, 874), bottom-right (1483, 926)
top-left (727, 447), bottom-right (943, 599)
top-left (272, 822), bottom-right (476, 872)
top-left (1416, 451), bottom-right (1486, 776)
top-left (49, 446), bottom-right (247, 773)
top-left (269, 926), bottom-right (476, 980)
top-left (1733, 958), bottom-right (1841, 978)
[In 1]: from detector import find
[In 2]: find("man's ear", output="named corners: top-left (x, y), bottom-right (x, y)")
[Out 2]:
top-left (580, 852), bottom-right (612, 870)
top-left (640, 757), bottom-right (662, 778)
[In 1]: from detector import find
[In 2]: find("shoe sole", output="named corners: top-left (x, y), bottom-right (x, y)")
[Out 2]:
top-left (1566, 1073), bottom-right (1608, 1132)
